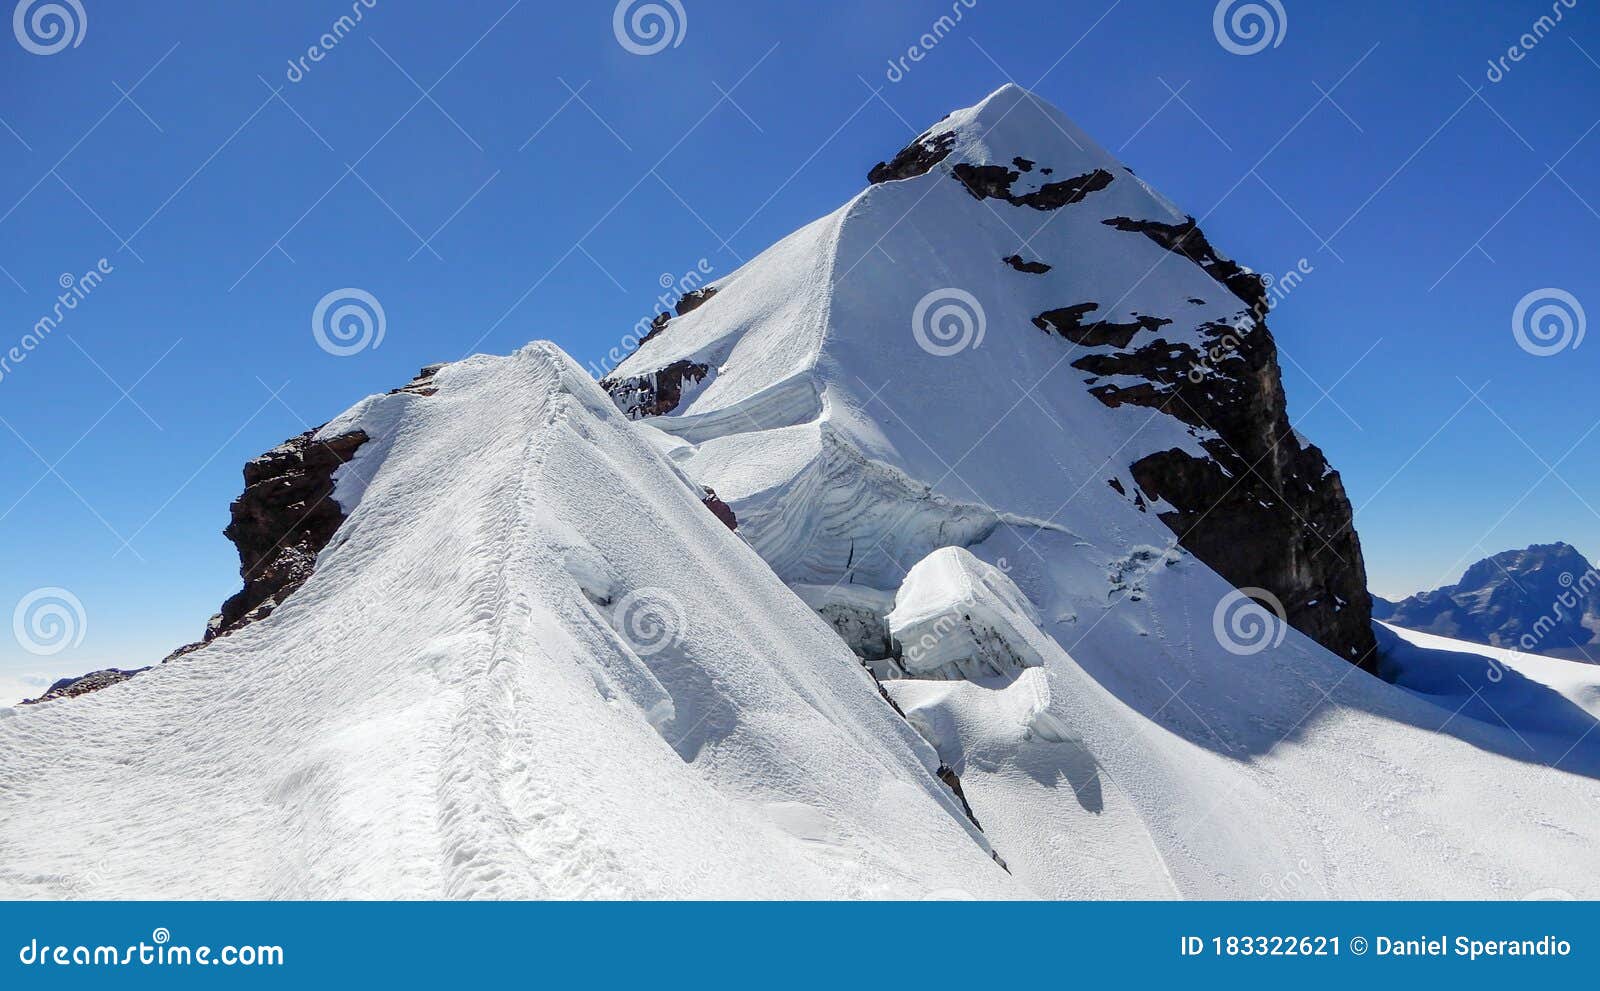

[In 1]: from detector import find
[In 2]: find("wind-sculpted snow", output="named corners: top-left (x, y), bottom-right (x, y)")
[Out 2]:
top-left (888, 548), bottom-right (1045, 680)
top-left (0, 345), bottom-right (1018, 898)
top-left (687, 423), bottom-right (1005, 590)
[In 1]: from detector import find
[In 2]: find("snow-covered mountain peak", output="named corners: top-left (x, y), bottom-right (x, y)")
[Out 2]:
top-left (606, 85), bottom-right (1374, 667)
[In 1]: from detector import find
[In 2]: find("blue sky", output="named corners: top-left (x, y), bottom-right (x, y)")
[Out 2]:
top-left (1, 0), bottom-right (1597, 689)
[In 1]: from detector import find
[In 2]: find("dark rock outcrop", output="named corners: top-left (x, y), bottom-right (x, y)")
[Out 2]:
top-left (633, 287), bottom-right (720, 352)
top-left (937, 764), bottom-right (983, 830)
top-left (701, 487), bottom-right (738, 531)
top-left (1033, 303), bottom-right (1172, 349)
top-left (1102, 216), bottom-right (1268, 313)
top-left (674, 286), bottom-right (717, 317)
top-left (210, 427), bottom-right (371, 639)
top-left (638, 311), bottom-right (673, 349)
top-left (389, 363), bottom-right (444, 397)
top-left (1381, 543), bottom-right (1600, 659)
top-left (1002, 254), bottom-right (1052, 274)
top-left (19, 667), bottom-right (149, 705)
top-left (953, 163), bottom-right (1114, 211)
top-left (868, 130), bottom-right (957, 184)
top-left (601, 359), bottom-right (710, 420)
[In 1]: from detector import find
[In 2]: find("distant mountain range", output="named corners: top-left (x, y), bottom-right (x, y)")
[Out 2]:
top-left (1375, 543), bottom-right (1600, 661)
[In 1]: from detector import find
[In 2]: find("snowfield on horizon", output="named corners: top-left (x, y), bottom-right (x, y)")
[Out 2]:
top-left (2, 87), bottom-right (1598, 900)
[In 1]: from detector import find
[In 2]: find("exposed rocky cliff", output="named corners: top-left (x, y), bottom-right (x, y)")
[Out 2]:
top-left (209, 426), bottom-right (370, 638)
top-left (875, 130), bottom-right (1374, 668)
top-left (1074, 220), bottom-right (1377, 669)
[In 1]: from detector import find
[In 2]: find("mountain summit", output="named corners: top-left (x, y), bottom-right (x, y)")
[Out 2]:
top-left (604, 83), bottom-right (1376, 668)
top-left (1377, 543), bottom-right (1600, 660)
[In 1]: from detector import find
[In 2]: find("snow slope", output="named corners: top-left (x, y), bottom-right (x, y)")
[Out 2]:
top-left (0, 345), bottom-right (1018, 898)
top-left (605, 85), bottom-right (1600, 898)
